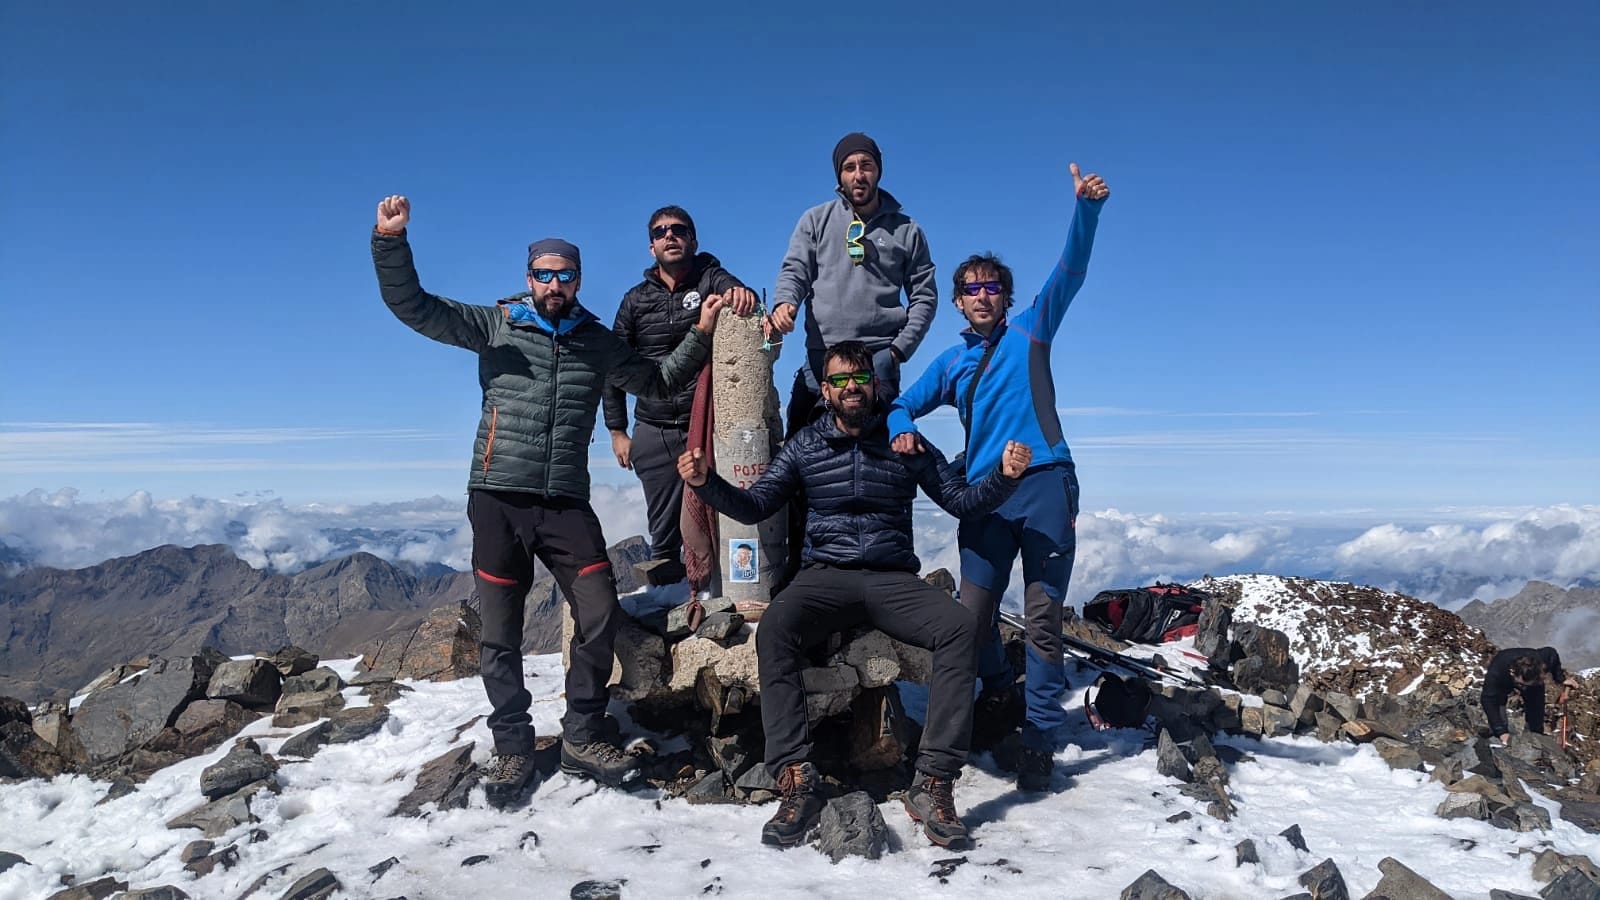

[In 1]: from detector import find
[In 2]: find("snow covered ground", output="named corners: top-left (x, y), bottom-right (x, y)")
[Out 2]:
top-left (3, 654), bottom-right (1598, 900)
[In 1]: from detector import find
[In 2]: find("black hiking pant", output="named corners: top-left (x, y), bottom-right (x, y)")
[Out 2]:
top-left (1483, 685), bottom-right (1545, 737)
top-left (630, 421), bottom-right (688, 581)
top-left (757, 565), bottom-right (977, 780)
top-left (468, 489), bottom-right (620, 754)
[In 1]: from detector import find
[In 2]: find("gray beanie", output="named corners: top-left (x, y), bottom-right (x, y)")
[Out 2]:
top-left (526, 237), bottom-right (581, 270)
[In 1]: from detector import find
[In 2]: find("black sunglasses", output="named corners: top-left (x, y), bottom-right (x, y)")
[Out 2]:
top-left (529, 268), bottom-right (578, 284)
top-left (650, 223), bottom-right (692, 240)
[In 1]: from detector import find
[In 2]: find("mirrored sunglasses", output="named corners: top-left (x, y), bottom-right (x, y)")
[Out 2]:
top-left (823, 370), bottom-right (873, 388)
top-left (846, 217), bottom-right (866, 265)
top-left (529, 268), bottom-right (578, 284)
top-left (961, 281), bottom-right (1003, 296)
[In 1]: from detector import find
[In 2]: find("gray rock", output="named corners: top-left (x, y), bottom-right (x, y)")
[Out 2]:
top-left (279, 867), bottom-right (341, 900)
top-left (1194, 594), bottom-right (1233, 669)
top-left (705, 734), bottom-right (752, 779)
top-left (72, 654), bottom-right (219, 763)
top-left (1290, 686), bottom-right (1325, 725)
top-left (0, 720), bottom-right (68, 779)
top-left (1229, 623), bottom-right (1298, 695)
top-left (1314, 712), bottom-right (1343, 743)
top-left (1236, 839), bottom-right (1259, 866)
top-left (280, 667), bottom-right (344, 698)
top-left (206, 659), bottom-right (282, 709)
top-left (394, 744), bottom-right (477, 817)
top-left (0, 851), bottom-right (28, 873)
top-left (326, 705), bottom-right (390, 744)
top-left (166, 779), bottom-right (275, 837)
top-left (1437, 792), bottom-right (1490, 820)
top-left (118, 887), bottom-right (192, 899)
top-left (368, 856), bottom-right (400, 881)
top-left (266, 647), bottom-right (318, 678)
top-left (815, 791), bottom-right (888, 863)
top-left (685, 770), bottom-right (729, 805)
top-left (1261, 689), bottom-right (1290, 707)
top-left (44, 876), bottom-right (126, 900)
top-left (1298, 858), bottom-right (1349, 900)
top-left (668, 596), bottom-right (735, 638)
top-left (360, 681), bottom-right (413, 706)
top-left (183, 842), bottom-right (239, 877)
top-left (278, 723), bottom-right (330, 759)
top-left (733, 763), bottom-right (777, 795)
top-left (1373, 737), bottom-right (1425, 772)
top-left (1321, 691), bottom-right (1361, 723)
top-left (1262, 705), bottom-right (1299, 738)
top-left (1488, 890), bottom-right (1539, 900)
top-left (1280, 823), bottom-right (1309, 852)
top-left (173, 699), bottom-right (250, 748)
top-left (361, 601), bottom-right (482, 682)
top-left (1539, 869), bottom-right (1600, 900)
top-left (199, 741), bottom-right (276, 800)
top-left (1532, 849), bottom-right (1600, 885)
top-left (1492, 802), bottom-right (1552, 833)
top-left (694, 611), bottom-right (745, 643)
top-left (570, 879), bottom-right (626, 900)
top-left (1361, 857), bottom-right (1451, 900)
top-left (1157, 729), bottom-right (1193, 782)
top-left (178, 840), bottom-right (213, 863)
top-left (1120, 869), bottom-right (1192, 900)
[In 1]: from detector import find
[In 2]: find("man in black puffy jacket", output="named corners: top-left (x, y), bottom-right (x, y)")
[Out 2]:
top-left (602, 206), bottom-right (759, 584)
top-left (678, 340), bottom-right (1031, 851)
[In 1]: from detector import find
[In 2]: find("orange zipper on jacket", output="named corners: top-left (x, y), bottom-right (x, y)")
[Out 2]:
top-left (482, 406), bottom-right (499, 474)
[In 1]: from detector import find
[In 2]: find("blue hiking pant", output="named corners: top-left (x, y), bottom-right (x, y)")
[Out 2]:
top-left (957, 463), bottom-right (1080, 751)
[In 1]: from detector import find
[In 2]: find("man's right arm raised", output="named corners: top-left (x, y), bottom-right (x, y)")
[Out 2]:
top-left (371, 195), bottom-right (499, 353)
top-left (679, 439), bottom-right (804, 525)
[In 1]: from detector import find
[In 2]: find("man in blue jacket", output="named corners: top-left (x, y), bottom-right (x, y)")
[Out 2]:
top-left (888, 163), bottom-right (1110, 791)
top-left (679, 340), bottom-right (1032, 850)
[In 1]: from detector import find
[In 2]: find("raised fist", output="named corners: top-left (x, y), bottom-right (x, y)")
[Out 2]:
top-left (376, 195), bottom-right (410, 232)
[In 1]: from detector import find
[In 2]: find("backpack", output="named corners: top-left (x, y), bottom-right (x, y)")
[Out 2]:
top-left (1083, 583), bottom-right (1209, 644)
top-left (1084, 672), bottom-right (1152, 730)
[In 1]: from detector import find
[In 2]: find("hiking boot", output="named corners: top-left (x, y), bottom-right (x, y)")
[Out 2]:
top-left (903, 773), bottom-right (970, 849)
top-left (971, 683), bottom-right (1025, 750)
top-left (1017, 745), bottom-right (1054, 792)
top-left (761, 762), bottom-right (823, 847)
top-left (560, 737), bottom-right (641, 787)
top-left (482, 752), bottom-right (539, 809)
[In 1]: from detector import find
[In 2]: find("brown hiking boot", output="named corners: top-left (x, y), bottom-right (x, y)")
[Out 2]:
top-left (903, 773), bottom-right (970, 848)
top-left (761, 762), bottom-right (823, 847)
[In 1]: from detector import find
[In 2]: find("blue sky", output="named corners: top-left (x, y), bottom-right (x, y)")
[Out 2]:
top-left (2, 1), bottom-right (1596, 519)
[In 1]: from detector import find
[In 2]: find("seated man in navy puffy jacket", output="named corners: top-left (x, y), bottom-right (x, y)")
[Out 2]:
top-left (678, 340), bottom-right (1031, 851)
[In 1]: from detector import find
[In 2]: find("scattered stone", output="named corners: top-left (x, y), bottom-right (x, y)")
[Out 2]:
top-left (280, 667), bottom-right (344, 698)
top-left (103, 780), bottom-right (137, 802)
top-left (1280, 823), bottom-right (1309, 852)
top-left (0, 720), bottom-right (68, 779)
top-left (1314, 712), bottom-right (1343, 743)
top-left (172, 699), bottom-right (252, 755)
top-left (669, 595), bottom-right (735, 638)
top-left (361, 601), bottom-right (482, 682)
top-left (1364, 856), bottom-right (1451, 900)
top-left (1487, 890), bottom-right (1538, 900)
top-left (1157, 729), bottom-right (1193, 782)
top-left (705, 734), bottom-right (751, 780)
top-left (199, 741), bottom-right (277, 800)
top-left (182, 842), bottom-right (238, 877)
top-left (694, 611), bottom-right (745, 643)
top-left (369, 857), bottom-right (400, 881)
top-left (326, 705), bottom-right (391, 744)
top-left (570, 880), bottom-right (626, 900)
top-left (1492, 802), bottom-right (1552, 833)
top-left (1119, 869), bottom-right (1192, 900)
top-left (1236, 839), bottom-right (1260, 866)
top-left (1533, 850), bottom-right (1600, 885)
top-left (1321, 691), bottom-right (1361, 723)
top-left (0, 851), bottom-right (29, 873)
top-left (278, 722), bottom-right (331, 759)
top-left (72, 654), bottom-right (220, 763)
top-left (266, 646), bottom-right (319, 678)
top-left (1261, 689), bottom-right (1290, 707)
top-left (279, 867), bottom-right (341, 900)
top-left (733, 763), bottom-right (777, 797)
top-left (1194, 594), bottom-right (1234, 669)
top-left (1166, 811), bottom-right (1193, 823)
top-left (166, 779), bottom-right (275, 837)
top-left (1437, 791), bottom-right (1490, 820)
top-left (1261, 705), bottom-right (1298, 738)
top-left (1297, 858), bottom-right (1349, 900)
top-left (1539, 869), bottom-right (1600, 900)
top-left (395, 744), bottom-right (478, 817)
top-left (1290, 686), bottom-right (1325, 725)
top-left (815, 791), bottom-right (888, 863)
top-left (686, 770), bottom-right (729, 805)
top-left (44, 876), bottom-right (127, 900)
top-left (461, 855), bottom-right (489, 866)
top-left (1372, 737), bottom-right (1425, 772)
top-left (207, 659), bottom-right (283, 709)
top-left (119, 887), bottom-right (192, 900)
top-left (361, 681), bottom-right (413, 706)
top-left (1229, 623), bottom-right (1299, 694)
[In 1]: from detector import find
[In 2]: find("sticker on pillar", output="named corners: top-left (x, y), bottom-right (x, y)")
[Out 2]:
top-left (729, 541), bottom-right (759, 583)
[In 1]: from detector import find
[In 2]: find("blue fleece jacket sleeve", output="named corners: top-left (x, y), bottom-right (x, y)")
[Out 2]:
top-left (887, 346), bottom-right (958, 437)
top-left (1033, 194), bottom-right (1106, 342)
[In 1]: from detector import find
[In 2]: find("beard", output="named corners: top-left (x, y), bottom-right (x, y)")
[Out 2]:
top-left (835, 395), bottom-right (876, 430)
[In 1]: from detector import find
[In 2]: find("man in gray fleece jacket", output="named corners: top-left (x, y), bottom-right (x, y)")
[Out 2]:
top-left (768, 132), bottom-right (937, 436)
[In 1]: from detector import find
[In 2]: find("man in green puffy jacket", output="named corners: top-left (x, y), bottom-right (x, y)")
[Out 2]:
top-left (371, 195), bottom-right (729, 807)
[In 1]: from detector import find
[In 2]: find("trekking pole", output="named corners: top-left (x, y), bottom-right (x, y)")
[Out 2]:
top-left (1000, 611), bottom-right (1206, 688)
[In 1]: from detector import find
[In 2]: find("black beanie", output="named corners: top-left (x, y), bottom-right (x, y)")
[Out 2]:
top-left (832, 132), bottom-right (882, 180)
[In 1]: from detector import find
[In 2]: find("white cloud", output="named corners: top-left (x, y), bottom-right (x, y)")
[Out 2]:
top-left (2, 490), bottom-right (1596, 611)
